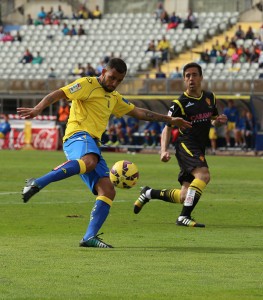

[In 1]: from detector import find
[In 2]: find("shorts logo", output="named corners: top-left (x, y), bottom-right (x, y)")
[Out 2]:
top-left (69, 83), bottom-right (82, 93)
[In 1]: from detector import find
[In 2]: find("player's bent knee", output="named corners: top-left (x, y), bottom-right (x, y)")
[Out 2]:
top-left (96, 178), bottom-right (116, 200)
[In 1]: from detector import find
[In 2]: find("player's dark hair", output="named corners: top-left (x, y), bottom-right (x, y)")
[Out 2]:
top-left (183, 62), bottom-right (202, 77)
top-left (107, 58), bottom-right (127, 74)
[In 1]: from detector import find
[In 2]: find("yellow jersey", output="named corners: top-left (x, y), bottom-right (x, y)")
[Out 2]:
top-left (61, 77), bottom-right (135, 142)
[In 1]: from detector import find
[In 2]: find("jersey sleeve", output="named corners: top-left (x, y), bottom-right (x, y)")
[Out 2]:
top-left (60, 77), bottom-right (90, 101)
top-left (112, 94), bottom-right (135, 118)
top-left (212, 93), bottom-right (219, 118)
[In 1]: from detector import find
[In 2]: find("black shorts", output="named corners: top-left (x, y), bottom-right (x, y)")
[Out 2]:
top-left (175, 140), bottom-right (208, 185)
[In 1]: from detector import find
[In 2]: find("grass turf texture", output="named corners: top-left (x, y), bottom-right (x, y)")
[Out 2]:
top-left (0, 150), bottom-right (262, 300)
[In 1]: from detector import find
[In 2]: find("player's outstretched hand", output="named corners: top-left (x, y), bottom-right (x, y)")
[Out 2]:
top-left (215, 114), bottom-right (228, 126)
top-left (171, 117), bottom-right (192, 130)
top-left (17, 107), bottom-right (40, 119)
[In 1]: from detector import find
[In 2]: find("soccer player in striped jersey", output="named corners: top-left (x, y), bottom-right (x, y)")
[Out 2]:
top-left (134, 62), bottom-right (227, 228)
top-left (17, 58), bottom-right (191, 248)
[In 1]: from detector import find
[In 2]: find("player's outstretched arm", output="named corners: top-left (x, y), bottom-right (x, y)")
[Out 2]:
top-left (17, 89), bottom-right (66, 119)
top-left (160, 126), bottom-right (172, 162)
top-left (127, 107), bottom-right (192, 130)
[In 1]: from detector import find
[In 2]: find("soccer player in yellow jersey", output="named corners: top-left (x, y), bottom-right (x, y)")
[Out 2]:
top-left (17, 58), bottom-right (191, 248)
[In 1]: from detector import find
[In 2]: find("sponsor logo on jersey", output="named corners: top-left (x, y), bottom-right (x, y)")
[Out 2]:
top-left (69, 83), bottom-right (82, 93)
top-left (185, 102), bottom-right (195, 108)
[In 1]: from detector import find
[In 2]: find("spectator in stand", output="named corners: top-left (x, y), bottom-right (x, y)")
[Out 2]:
top-left (226, 42), bottom-right (237, 63)
top-left (126, 117), bottom-right (139, 145)
top-left (32, 52), bottom-right (44, 64)
top-left (222, 35), bottom-right (230, 49)
top-left (69, 25), bottom-right (77, 36)
top-left (1, 32), bottom-right (14, 42)
top-left (169, 66), bottom-right (182, 79)
top-left (249, 46), bottom-right (260, 63)
top-left (214, 39), bottom-right (222, 52)
top-left (146, 39), bottom-right (158, 68)
top-left (216, 48), bottom-right (226, 64)
top-left (237, 45), bottom-right (249, 63)
top-left (223, 100), bottom-right (239, 147)
top-left (154, 2), bottom-right (165, 20)
top-left (0, 114), bottom-right (11, 149)
top-left (155, 65), bottom-right (166, 78)
top-left (92, 5), bottom-right (102, 19)
top-left (20, 48), bottom-right (33, 64)
top-left (77, 24), bottom-right (85, 35)
top-left (37, 6), bottom-right (47, 20)
top-left (78, 5), bottom-right (90, 19)
top-left (231, 49), bottom-right (239, 64)
top-left (245, 26), bottom-right (254, 40)
top-left (143, 121), bottom-right (162, 148)
top-left (85, 63), bottom-right (96, 76)
top-left (235, 25), bottom-right (245, 40)
top-left (209, 45), bottom-right (218, 63)
top-left (160, 10), bottom-right (169, 24)
top-left (167, 12), bottom-right (181, 30)
top-left (194, 49), bottom-right (210, 64)
top-left (44, 12), bottom-right (53, 25)
top-left (62, 23), bottom-right (70, 35)
top-left (48, 67), bottom-right (57, 78)
top-left (156, 35), bottom-right (171, 63)
top-left (26, 14), bottom-right (33, 25)
top-left (54, 5), bottom-right (64, 20)
top-left (56, 99), bottom-right (70, 140)
top-left (146, 39), bottom-right (156, 52)
top-left (71, 63), bottom-right (85, 77)
top-left (184, 9), bottom-right (197, 29)
top-left (14, 31), bottom-right (22, 42)
top-left (34, 17), bottom-right (44, 26)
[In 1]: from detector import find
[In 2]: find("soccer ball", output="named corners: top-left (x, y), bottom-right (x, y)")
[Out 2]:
top-left (110, 160), bottom-right (139, 189)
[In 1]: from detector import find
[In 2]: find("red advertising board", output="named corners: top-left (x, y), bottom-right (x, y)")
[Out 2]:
top-left (2, 117), bottom-right (59, 150)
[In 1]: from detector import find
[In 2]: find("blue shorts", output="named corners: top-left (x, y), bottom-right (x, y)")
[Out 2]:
top-left (63, 132), bottom-right (109, 195)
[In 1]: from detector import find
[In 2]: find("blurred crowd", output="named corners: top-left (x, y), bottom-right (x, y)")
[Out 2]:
top-left (195, 24), bottom-right (263, 67)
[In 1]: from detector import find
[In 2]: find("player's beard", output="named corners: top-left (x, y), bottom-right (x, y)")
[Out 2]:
top-left (101, 77), bottom-right (115, 92)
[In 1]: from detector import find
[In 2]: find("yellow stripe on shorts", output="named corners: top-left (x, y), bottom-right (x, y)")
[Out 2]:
top-left (181, 142), bottom-right (193, 156)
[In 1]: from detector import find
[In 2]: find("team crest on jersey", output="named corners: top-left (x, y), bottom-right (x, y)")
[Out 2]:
top-left (69, 83), bottom-right (82, 93)
top-left (205, 98), bottom-right (211, 106)
top-left (199, 155), bottom-right (205, 162)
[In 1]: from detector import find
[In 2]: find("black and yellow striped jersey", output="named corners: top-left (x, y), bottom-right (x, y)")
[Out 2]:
top-left (168, 90), bottom-right (218, 147)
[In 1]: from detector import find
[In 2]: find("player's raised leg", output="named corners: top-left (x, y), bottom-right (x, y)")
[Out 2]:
top-left (22, 159), bottom-right (87, 203)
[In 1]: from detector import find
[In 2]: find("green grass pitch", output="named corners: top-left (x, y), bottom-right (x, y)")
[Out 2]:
top-left (0, 150), bottom-right (262, 299)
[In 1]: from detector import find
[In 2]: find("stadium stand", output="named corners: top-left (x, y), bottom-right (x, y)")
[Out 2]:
top-left (0, 11), bottom-right (238, 80)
